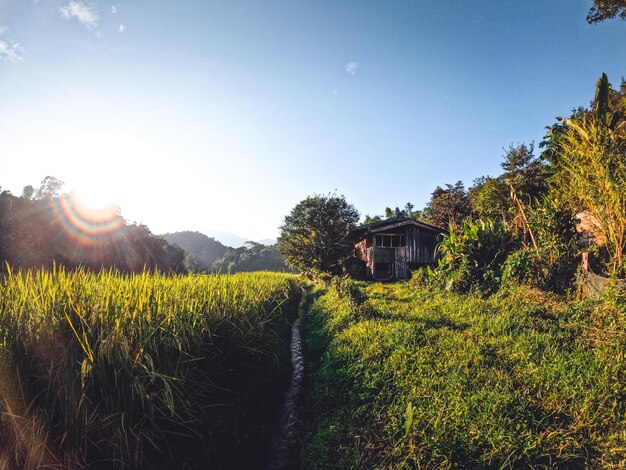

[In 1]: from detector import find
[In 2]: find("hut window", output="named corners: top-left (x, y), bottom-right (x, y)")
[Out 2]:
top-left (392, 235), bottom-right (405, 247)
top-left (375, 234), bottom-right (405, 247)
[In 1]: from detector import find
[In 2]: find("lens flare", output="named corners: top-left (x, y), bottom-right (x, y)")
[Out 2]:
top-left (49, 193), bottom-right (126, 247)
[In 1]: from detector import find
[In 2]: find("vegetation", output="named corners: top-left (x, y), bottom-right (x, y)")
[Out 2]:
top-left (161, 232), bottom-right (289, 274)
top-left (0, 268), bottom-right (300, 469)
top-left (363, 203), bottom-right (426, 225)
top-left (0, 177), bottom-right (185, 273)
top-left (0, 62), bottom-right (624, 470)
top-left (278, 194), bottom-right (359, 277)
top-left (212, 241), bottom-right (290, 274)
top-left (433, 220), bottom-right (512, 294)
top-left (302, 279), bottom-right (626, 469)
top-left (587, 0), bottom-right (626, 23)
top-left (423, 181), bottom-right (472, 230)
top-left (550, 115), bottom-right (626, 276)
top-left (160, 231), bottom-right (228, 270)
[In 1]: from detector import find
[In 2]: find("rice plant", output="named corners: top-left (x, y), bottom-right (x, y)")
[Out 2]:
top-left (0, 267), bottom-right (299, 468)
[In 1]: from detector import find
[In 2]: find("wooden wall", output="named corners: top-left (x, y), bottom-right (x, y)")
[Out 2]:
top-left (353, 224), bottom-right (440, 280)
top-left (404, 226), bottom-right (439, 265)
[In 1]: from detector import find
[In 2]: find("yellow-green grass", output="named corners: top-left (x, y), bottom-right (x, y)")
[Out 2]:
top-left (302, 280), bottom-right (626, 469)
top-left (0, 267), bottom-right (300, 469)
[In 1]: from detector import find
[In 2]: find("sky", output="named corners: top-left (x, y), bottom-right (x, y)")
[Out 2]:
top-left (0, 1), bottom-right (625, 241)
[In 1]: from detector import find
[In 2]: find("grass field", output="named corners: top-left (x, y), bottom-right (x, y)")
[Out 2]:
top-left (0, 267), bottom-right (300, 469)
top-left (302, 279), bottom-right (626, 469)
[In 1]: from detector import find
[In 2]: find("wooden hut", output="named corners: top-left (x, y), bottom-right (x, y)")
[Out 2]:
top-left (345, 217), bottom-right (445, 281)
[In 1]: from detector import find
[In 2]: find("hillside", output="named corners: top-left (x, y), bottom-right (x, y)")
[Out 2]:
top-left (161, 231), bottom-right (228, 269)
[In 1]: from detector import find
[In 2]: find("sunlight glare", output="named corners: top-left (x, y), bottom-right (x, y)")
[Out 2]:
top-left (71, 186), bottom-right (119, 222)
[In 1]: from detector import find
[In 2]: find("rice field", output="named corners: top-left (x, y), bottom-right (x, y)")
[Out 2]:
top-left (0, 267), bottom-right (300, 469)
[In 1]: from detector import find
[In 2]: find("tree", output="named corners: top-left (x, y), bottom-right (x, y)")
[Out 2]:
top-left (277, 194), bottom-right (359, 276)
top-left (587, 0), bottom-right (626, 23)
top-left (21, 185), bottom-right (34, 199)
top-left (500, 143), bottom-right (547, 203)
top-left (469, 177), bottom-right (510, 221)
top-left (363, 214), bottom-right (382, 224)
top-left (423, 181), bottom-right (472, 229)
top-left (35, 176), bottom-right (64, 199)
top-left (212, 242), bottom-right (289, 274)
top-left (365, 202), bottom-right (422, 224)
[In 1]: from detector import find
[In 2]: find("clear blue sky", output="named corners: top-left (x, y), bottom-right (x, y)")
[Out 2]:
top-left (0, 0), bottom-right (625, 240)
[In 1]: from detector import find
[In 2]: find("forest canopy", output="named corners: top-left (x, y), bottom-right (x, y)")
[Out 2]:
top-left (0, 177), bottom-right (186, 272)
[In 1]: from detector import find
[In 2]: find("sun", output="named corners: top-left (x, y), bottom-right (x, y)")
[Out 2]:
top-left (71, 186), bottom-right (119, 222)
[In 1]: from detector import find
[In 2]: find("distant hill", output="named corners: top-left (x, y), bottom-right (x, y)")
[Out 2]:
top-left (203, 231), bottom-right (248, 248)
top-left (161, 231), bottom-right (227, 269)
top-left (204, 231), bottom-right (275, 248)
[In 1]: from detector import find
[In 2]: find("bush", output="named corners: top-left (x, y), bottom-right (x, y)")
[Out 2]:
top-left (502, 249), bottom-right (545, 287)
top-left (435, 220), bottom-right (513, 294)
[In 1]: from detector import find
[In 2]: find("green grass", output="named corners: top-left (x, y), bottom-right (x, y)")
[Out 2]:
top-left (0, 267), bottom-right (300, 469)
top-left (302, 279), bottom-right (626, 469)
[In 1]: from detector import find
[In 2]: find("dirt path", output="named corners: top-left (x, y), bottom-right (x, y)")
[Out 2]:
top-left (267, 287), bottom-right (306, 469)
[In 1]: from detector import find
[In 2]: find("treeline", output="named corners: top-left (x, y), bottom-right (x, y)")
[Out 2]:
top-left (0, 179), bottom-right (290, 275)
top-left (162, 231), bottom-right (290, 274)
top-left (364, 74), bottom-right (626, 291)
top-left (0, 177), bottom-right (185, 272)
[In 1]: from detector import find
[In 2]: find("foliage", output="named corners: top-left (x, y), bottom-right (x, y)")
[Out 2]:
top-left (278, 194), bottom-right (359, 277)
top-left (502, 198), bottom-right (580, 293)
top-left (212, 241), bottom-right (290, 274)
top-left (551, 115), bottom-right (626, 276)
top-left (469, 144), bottom-right (548, 226)
top-left (34, 176), bottom-right (64, 200)
top-left (160, 231), bottom-right (227, 270)
top-left (469, 176), bottom-right (510, 221)
top-left (362, 214), bottom-right (382, 224)
top-left (423, 181), bottom-right (471, 229)
top-left (302, 282), bottom-right (626, 468)
top-left (587, 0), bottom-right (626, 23)
top-left (501, 248), bottom-right (544, 287)
top-left (500, 143), bottom-right (547, 203)
top-left (0, 268), bottom-right (299, 468)
top-left (0, 179), bottom-right (185, 273)
top-left (363, 202), bottom-right (427, 225)
top-left (434, 220), bottom-right (513, 294)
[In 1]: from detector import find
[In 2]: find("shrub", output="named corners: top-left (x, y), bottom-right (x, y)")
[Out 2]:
top-left (435, 220), bottom-right (513, 294)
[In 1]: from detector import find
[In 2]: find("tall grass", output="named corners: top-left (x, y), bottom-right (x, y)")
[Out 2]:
top-left (302, 279), bottom-right (626, 468)
top-left (0, 267), bottom-right (299, 468)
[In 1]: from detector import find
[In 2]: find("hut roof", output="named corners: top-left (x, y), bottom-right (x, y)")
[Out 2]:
top-left (351, 217), bottom-right (445, 240)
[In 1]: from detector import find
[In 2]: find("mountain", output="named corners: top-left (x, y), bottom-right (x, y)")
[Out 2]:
top-left (204, 231), bottom-right (275, 248)
top-left (160, 231), bottom-right (227, 269)
top-left (203, 231), bottom-right (249, 248)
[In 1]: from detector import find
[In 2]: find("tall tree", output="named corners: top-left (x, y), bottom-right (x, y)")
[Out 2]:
top-left (500, 143), bottom-right (547, 203)
top-left (469, 177), bottom-right (510, 222)
top-left (35, 176), bottom-right (64, 199)
top-left (278, 194), bottom-right (359, 276)
top-left (424, 181), bottom-right (472, 229)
